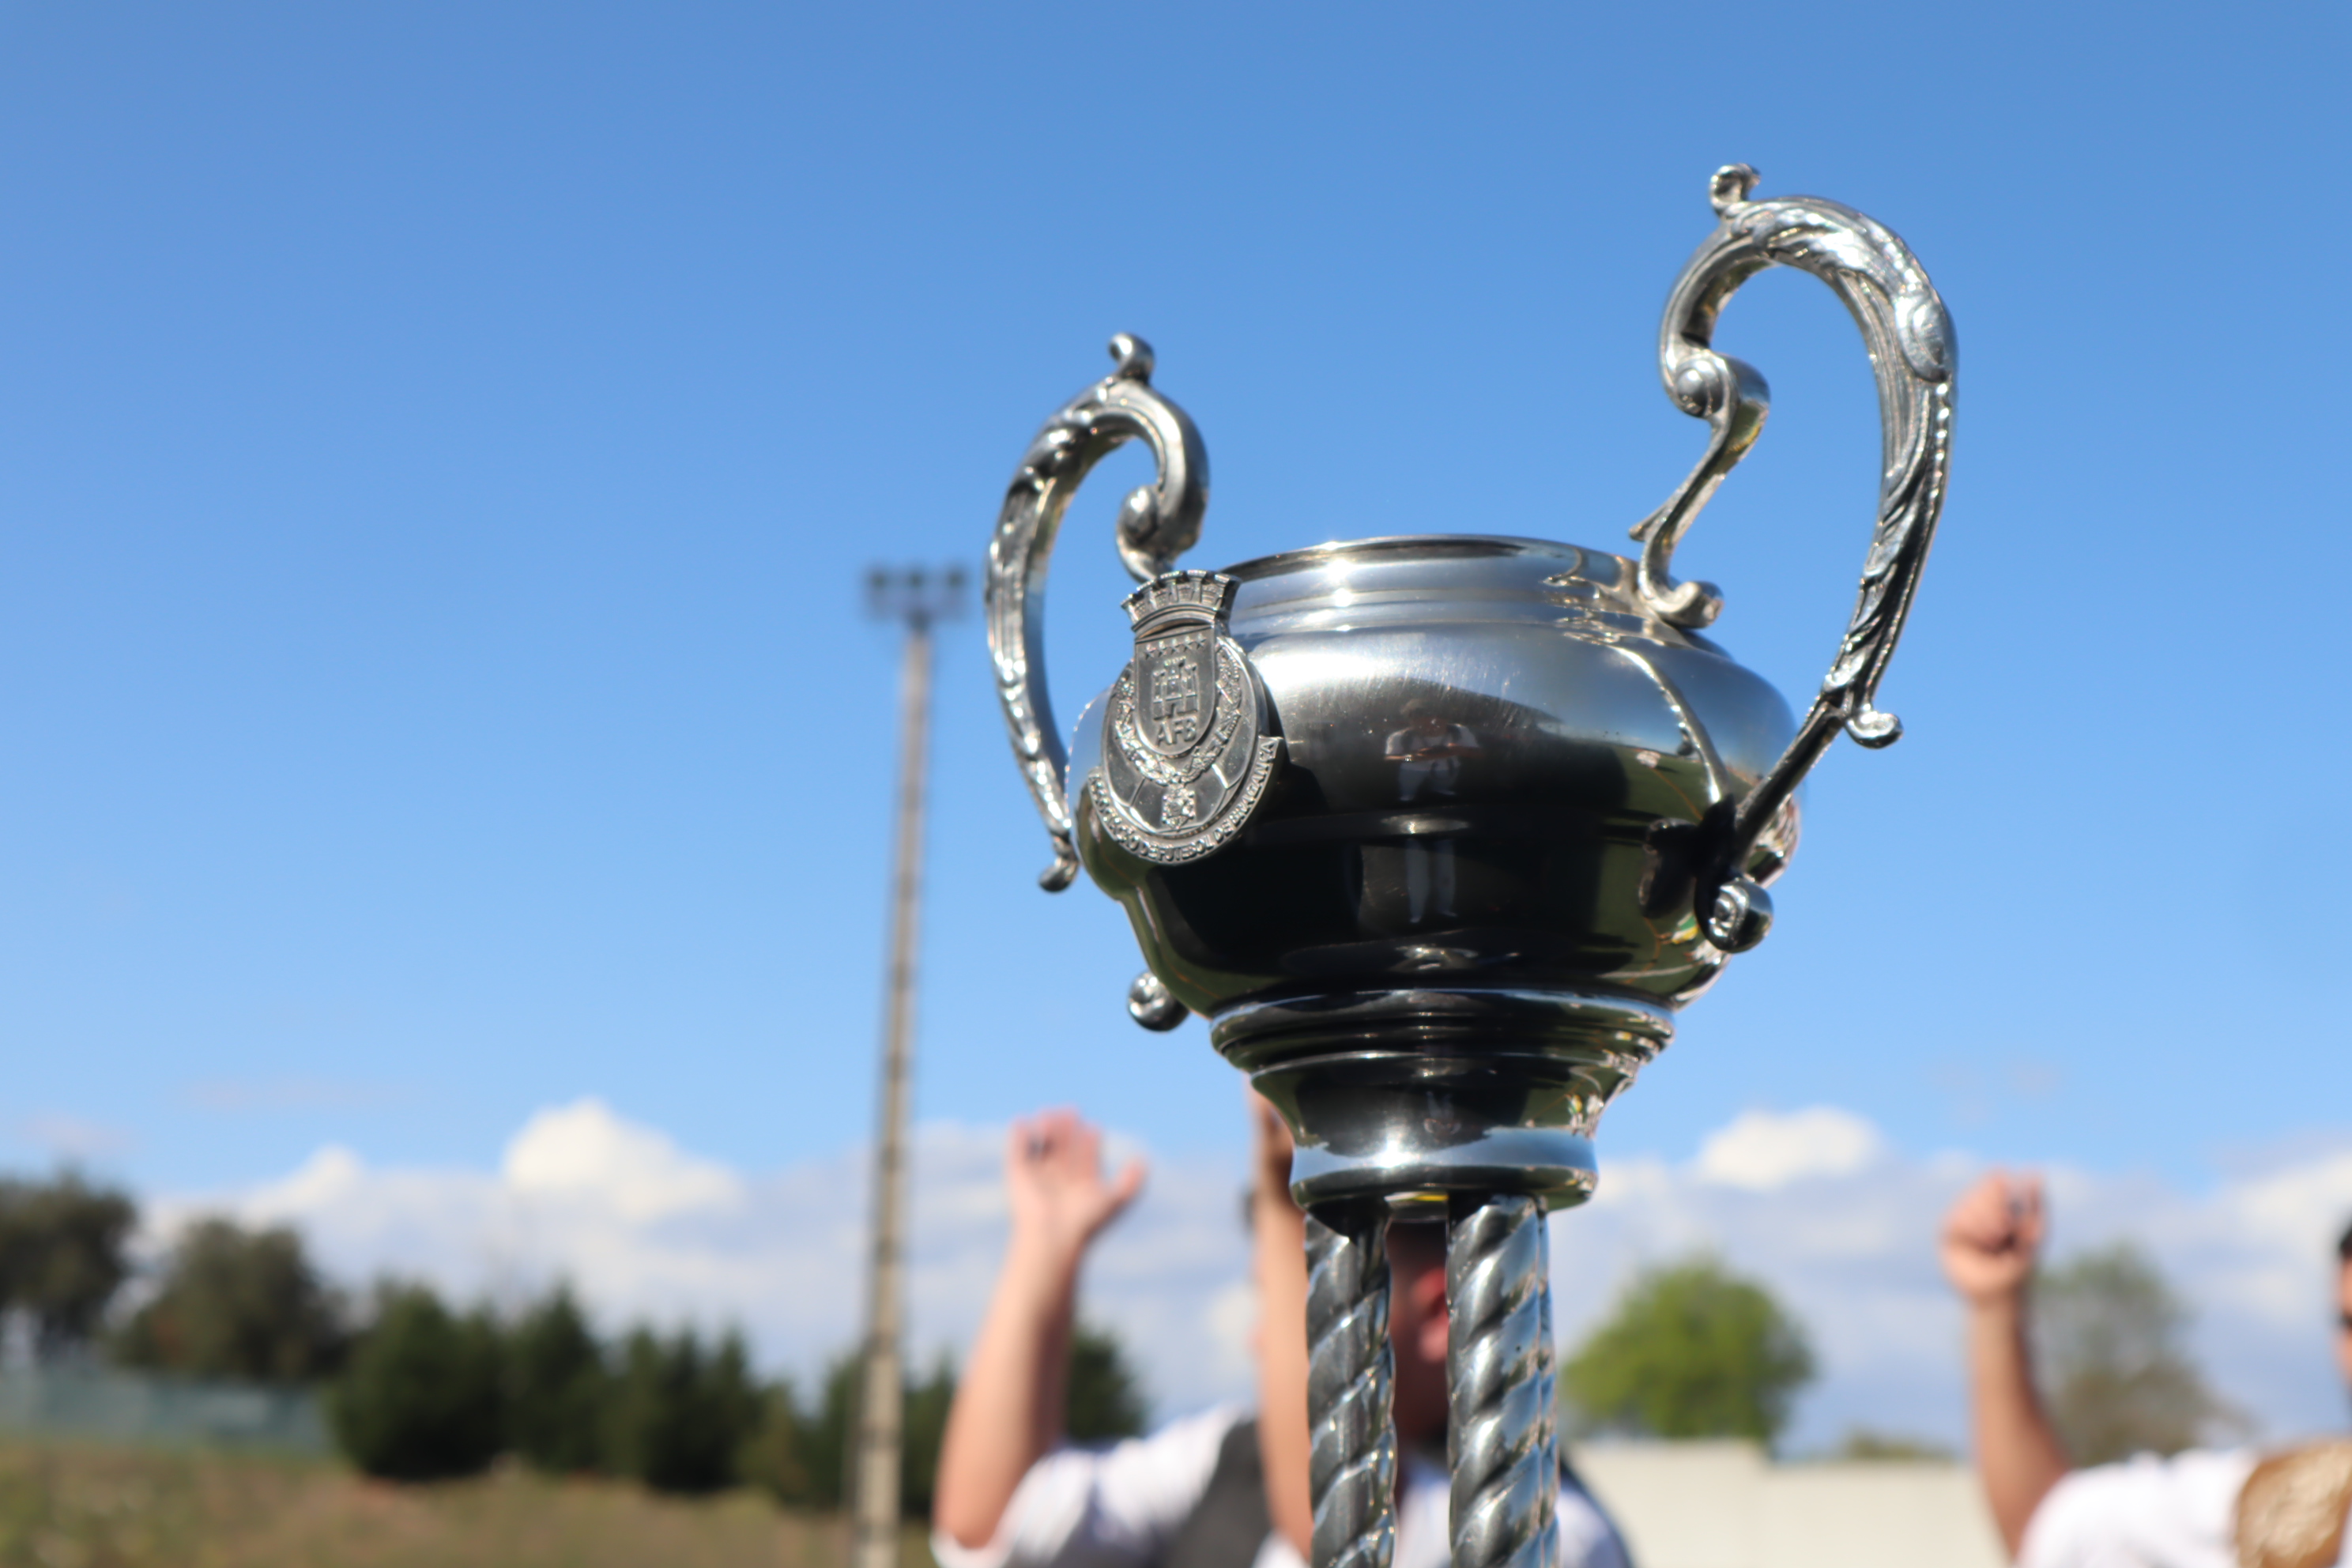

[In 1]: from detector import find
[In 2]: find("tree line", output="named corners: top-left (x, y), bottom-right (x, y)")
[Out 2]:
top-left (332, 1291), bottom-right (1138, 1498)
top-left (1556, 1248), bottom-right (2237, 1463)
top-left (0, 1171), bottom-right (1148, 1502)
top-left (5, 1170), bottom-right (2232, 1478)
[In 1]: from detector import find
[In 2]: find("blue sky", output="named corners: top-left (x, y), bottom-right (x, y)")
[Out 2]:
top-left (2, 0), bottom-right (2348, 1375)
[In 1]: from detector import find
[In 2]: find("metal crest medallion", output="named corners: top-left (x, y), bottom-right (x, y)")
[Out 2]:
top-left (1087, 570), bottom-right (1280, 865)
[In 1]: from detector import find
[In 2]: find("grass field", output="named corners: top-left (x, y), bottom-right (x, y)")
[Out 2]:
top-left (0, 1438), bottom-right (904, 1568)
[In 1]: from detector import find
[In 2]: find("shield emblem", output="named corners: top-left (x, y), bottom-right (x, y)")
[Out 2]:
top-left (1090, 567), bottom-right (1283, 867)
top-left (1136, 628), bottom-right (1216, 757)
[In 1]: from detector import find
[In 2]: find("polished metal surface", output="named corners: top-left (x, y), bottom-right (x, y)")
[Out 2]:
top-left (1088, 570), bottom-right (1283, 864)
top-left (1446, 1195), bottom-right (1557, 1568)
top-left (1078, 533), bottom-right (1782, 1204)
top-left (1634, 164), bottom-right (1955, 951)
top-left (1306, 1207), bottom-right (1396, 1568)
top-left (986, 334), bottom-right (1208, 891)
top-left (1126, 971), bottom-right (1187, 1031)
top-left (978, 165), bottom-right (1957, 1568)
top-left (1222, 986), bottom-right (1665, 1208)
top-left (1075, 536), bottom-right (1799, 1022)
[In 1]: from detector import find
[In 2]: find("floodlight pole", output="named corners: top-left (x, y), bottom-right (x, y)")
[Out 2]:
top-left (851, 566), bottom-right (961, 1568)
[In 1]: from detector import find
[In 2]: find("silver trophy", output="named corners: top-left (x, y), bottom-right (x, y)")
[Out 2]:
top-left (985, 165), bottom-right (1953, 1568)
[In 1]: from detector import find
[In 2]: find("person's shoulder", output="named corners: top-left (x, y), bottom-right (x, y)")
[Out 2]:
top-left (2045, 1446), bottom-right (2258, 1510)
top-left (1082, 1404), bottom-right (1250, 1475)
top-left (987, 1404), bottom-right (1256, 1560)
top-left (1128, 1404), bottom-right (1250, 1449)
top-left (2019, 1448), bottom-right (2257, 1568)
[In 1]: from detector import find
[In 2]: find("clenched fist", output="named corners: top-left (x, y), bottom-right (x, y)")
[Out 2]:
top-left (1939, 1171), bottom-right (2046, 1307)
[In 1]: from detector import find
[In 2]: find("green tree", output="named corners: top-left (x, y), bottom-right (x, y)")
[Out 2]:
top-left (801, 1348), bottom-right (963, 1517)
top-left (0, 1172), bottom-right (138, 1360)
top-left (605, 1325), bottom-right (765, 1494)
top-left (1560, 1256), bottom-right (1815, 1448)
top-left (804, 1353), bottom-right (858, 1508)
top-left (740, 1378), bottom-right (813, 1505)
top-left (900, 1353), bottom-right (958, 1520)
top-left (505, 1285), bottom-right (611, 1474)
top-left (2034, 1242), bottom-right (2236, 1464)
top-left (1065, 1323), bottom-right (1148, 1442)
top-left (112, 1218), bottom-right (347, 1383)
top-left (330, 1283), bottom-right (506, 1481)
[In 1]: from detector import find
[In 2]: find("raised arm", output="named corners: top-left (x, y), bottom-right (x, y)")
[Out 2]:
top-left (934, 1109), bottom-right (1147, 1550)
top-left (1250, 1092), bottom-right (1314, 1560)
top-left (1939, 1171), bottom-right (2070, 1557)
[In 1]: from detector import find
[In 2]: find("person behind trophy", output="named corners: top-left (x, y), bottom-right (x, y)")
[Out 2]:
top-left (933, 1100), bottom-right (1630, 1568)
top-left (1941, 1174), bottom-right (2352, 1567)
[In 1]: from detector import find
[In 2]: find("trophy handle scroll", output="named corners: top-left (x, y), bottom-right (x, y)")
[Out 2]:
top-left (985, 334), bottom-right (1210, 892)
top-left (1630, 164), bottom-right (1958, 953)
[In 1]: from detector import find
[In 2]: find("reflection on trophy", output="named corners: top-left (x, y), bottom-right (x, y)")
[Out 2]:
top-left (984, 164), bottom-right (1954, 1568)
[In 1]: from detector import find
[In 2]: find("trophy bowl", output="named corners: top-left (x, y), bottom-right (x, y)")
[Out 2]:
top-left (1064, 533), bottom-right (1800, 1206)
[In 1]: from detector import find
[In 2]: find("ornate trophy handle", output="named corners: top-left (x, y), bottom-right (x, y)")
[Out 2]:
top-left (987, 335), bottom-right (1209, 891)
top-left (1630, 165), bottom-right (1956, 952)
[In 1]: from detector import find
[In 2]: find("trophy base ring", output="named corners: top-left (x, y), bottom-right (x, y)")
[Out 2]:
top-left (1212, 986), bottom-right (1672, 1210)
top-left (1287, 1114), bottom-right (1596, 1212)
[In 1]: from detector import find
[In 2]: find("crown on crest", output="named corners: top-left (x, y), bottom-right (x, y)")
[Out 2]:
top-left (1122, 570), bottom-right (1238, 635)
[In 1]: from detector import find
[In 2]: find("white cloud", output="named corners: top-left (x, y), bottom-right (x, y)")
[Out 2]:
top-left (258, 1145), bottom-right (364, 1209)
top-left (1694, 1106), bottom-right (1885, 1189)
top-left (500, 1099), bottom-right (744, 1223)
top-left (150, 1102), bottom-right (2352, 1449)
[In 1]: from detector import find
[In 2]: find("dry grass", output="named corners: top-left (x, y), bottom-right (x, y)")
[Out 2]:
top-left (0, 1438), bottom-right (907, 1568)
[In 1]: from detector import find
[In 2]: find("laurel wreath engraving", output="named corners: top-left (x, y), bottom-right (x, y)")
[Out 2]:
top-left (1106, 643), bottom-right (1254, 789)
top-left (1084, 735), bottom-right (1281, 865)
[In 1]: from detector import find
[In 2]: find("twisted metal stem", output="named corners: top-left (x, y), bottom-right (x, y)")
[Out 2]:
top-left (1447, 1193), bottom-right (1557, 1568)
top-left (1306, 1205), bottom-right (1396, 1568)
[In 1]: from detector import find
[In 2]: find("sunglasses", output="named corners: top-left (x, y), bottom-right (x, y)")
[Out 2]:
top-left (2341, 1312), bottom-right (2352, 1333)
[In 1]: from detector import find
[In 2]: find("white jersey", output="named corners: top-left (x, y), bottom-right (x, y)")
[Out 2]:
top-left (933, 1405), bottom-right (1631, 1568)
top-left (2020, 1448), bottom-right (2352, 1568)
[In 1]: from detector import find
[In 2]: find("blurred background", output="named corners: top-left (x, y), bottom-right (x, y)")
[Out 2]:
top-left (0, 0), bottom-right (2346, 1559)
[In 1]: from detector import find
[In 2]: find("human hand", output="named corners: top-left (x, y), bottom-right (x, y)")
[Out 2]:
top-left (1939, 1171), bottom-right (2046, 1308)
top-left (1003, 1108), bottom-right (1145, 1268)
